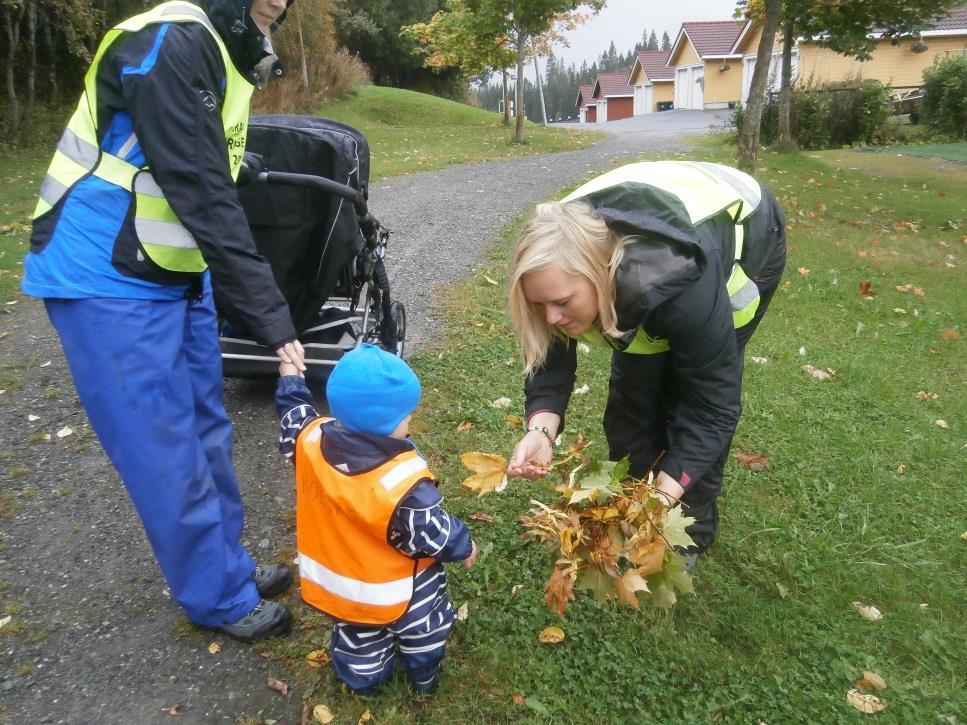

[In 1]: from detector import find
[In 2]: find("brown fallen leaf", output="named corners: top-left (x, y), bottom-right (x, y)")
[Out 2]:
top-left (733, 451), bottom-right (771, 471)
top-left (916, 391), bottom-right (938, 400)
top-left (858, 281), bottom-right (877, 298)
top-left (207, 642), bottom-right (221, 655)
top-left (935, 419), bottom-right (949, 429)
top-left (854, 671), bottom-right (887, 690)
top-left (469, 511), bottom-right (495, 522)
top-left (512, 694), bottom-right (526, 705)
top-left (456, 421), bottom-right (475, 432)
top-left (357, 708), bottom-right (372, 724)
top-left (460, 452), bottom-right (509, 496)
top-left (939, 328), bottom-right (960, 340)
top-left (161, 706), bottom-right (181, 717)
top-left (306, 649), bottom-right (331, 668)
top-left (847, 688), bottom-right (887, 714)
top-left (504, 414), bottom-right (522, 429)
top-left (544, 567), bottom-right (575, 615)
top-left (267, 675), bottom-right (288, 696)
top-left (798, 266), bottom-right (811, 276)
top-left (538, 626), bottom-right (565, 644)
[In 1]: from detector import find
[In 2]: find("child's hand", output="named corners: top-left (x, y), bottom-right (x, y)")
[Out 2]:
top-left (279, 360), bottom-right (302, 378)
top-left (462, 540), bottom-right (478, 569)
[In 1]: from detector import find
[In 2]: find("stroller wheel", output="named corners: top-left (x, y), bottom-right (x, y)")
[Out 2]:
top-left (390, 300), bottom-right (406, 357)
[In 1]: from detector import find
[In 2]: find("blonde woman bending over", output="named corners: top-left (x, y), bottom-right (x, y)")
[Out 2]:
top-left (506, 161), bottom-right (787, 571)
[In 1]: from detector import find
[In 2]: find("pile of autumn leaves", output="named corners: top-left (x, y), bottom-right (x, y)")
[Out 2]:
top-left (462, 438), bottom-right (697, 614)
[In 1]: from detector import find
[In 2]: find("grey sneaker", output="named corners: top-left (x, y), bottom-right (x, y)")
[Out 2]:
top-left (221, 600), bottom-right (292, 643)
top-left (253, 564), bottom-right (293, 598)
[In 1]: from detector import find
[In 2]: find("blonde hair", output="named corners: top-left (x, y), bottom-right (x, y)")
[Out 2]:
top-left (508, 201), bottom-right (627, 376)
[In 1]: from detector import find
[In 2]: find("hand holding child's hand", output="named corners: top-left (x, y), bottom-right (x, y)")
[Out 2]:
top-left (279, 360), bottom-right (302, 377)
top-left (462, 540), bottom-right (478, 569)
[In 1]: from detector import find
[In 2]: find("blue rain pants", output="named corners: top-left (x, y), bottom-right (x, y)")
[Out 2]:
top-left (331, 563), bottom-right (455, 693)
top-left (45, 288), bottom-right (260, 627)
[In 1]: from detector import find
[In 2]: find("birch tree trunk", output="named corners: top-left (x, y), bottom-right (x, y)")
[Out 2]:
top-left (296, 7), bottom-right (309, 92)
top-left (737, 0), bottom-right (782, 172)
top-left (3, 4), bottom-right (25, 140)
top-left (533, 48), bottom-right (547, 127)
top-left (41, 7), bottom-right (56, 103)
top-left (514, 32), bottom-right (526, 143)
top-left (26, 0), bottom-right (37, 119)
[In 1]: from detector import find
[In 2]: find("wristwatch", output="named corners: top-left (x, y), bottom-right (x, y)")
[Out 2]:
top-left (525, 425), bottom-right (554, 444)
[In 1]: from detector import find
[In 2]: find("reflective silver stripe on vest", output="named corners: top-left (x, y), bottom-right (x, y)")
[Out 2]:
top-left (57, 127), bottom-right (100, 168)
top-left (134, 172), bottom-right (164, 197)
top-left (703, 163), bottom-right (761, 214)
top-left (730, 276), bottom-right (759, 311)
top-left (115, 132), bottom-right (139, 161)
top-left (159, 3), bottom-right (216, 33)
top-left (135, 218), bottom-right (197, 248)
top-left (38, 175), bottom-right (69, 207)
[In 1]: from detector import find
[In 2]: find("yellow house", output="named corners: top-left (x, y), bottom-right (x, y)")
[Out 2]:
top-left (667, 20), bottom-right (745, 109)
top-left (628, 50), bottom-right (674, 114)
top-left (732, 6), bottom-right (967, 102)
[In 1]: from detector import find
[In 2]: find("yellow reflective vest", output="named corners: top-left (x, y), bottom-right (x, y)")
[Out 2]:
top-left (32, 1), bottom-right (253, 274)
top-left (563, 161), bottom-right (765, 355)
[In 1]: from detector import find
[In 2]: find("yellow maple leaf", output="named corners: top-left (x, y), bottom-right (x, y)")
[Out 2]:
top-left (628, 537), bottom-right (667, 576)
top-left (460, 452), bottom-right (508, 496)
top-left (538, 626), bottom-right (565, 644)
top-left (306, 649), bottom-right (331, 668)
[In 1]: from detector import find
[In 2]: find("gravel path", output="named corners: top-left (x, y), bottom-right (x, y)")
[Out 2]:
top-left (0, 122), bottom-right (706, 724)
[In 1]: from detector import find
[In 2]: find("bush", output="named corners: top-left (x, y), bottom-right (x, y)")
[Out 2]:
top-left (252, 49), bottom-right (372, 115)
top-left (921, 53), bottom-right (967, 139)
top-left (730, 77), bottom-right (894, 150)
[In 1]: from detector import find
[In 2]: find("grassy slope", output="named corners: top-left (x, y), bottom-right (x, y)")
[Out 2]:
top-left (316, 85), bottom-right (599, 180)
top-left (266, 139), bottom-right (965, 723)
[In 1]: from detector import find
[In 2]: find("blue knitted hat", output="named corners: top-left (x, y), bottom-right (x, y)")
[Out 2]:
top-left (326, 344), bottom-right (421, 436)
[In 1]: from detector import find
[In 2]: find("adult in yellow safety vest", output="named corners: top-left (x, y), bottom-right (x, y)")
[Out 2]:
top-left (21, 0), bottom-right (304, 642)
top-left (506, 161), bottom-right (787, 571)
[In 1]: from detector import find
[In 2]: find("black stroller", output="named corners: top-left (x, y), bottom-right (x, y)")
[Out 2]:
top-left (218, 115), bottom-right (404, 385)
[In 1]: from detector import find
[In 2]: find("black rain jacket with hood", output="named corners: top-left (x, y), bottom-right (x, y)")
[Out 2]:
top-left (524, 179), bottom-right (786, 488)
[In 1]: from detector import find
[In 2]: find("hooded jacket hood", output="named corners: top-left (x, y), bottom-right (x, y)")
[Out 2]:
top-left (199, 0), bottom-right (292, 82)
top-left (573, 182), bottom-right (708, 333)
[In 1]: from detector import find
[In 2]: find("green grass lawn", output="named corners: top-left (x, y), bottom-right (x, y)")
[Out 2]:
top-left (867, 142), bottom-right (967, 163)
top-left (249, 138), bottom-right (966, 722)
top-left (312, 85), bottom-right (601, 180)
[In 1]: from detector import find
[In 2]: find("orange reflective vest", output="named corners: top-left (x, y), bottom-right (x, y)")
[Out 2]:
top-left (294, 417), bottom-right (436, 625)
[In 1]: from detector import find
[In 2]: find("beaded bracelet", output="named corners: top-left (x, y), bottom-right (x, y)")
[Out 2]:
top-left (525, 425), bottom-right (554, 444)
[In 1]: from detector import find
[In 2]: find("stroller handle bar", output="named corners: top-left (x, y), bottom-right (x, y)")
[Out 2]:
top-left (254, 170), bottom-right (383, 243)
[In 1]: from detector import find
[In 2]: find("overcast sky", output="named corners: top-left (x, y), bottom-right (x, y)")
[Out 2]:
top-left (550, 0), bottom-right (743, 68)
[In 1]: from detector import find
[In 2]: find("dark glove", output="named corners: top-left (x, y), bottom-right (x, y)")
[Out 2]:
top-left (237, 151), bottom-right (266, 187)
